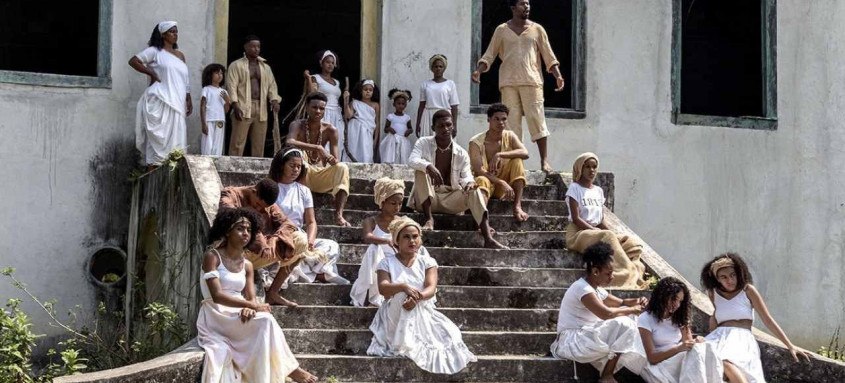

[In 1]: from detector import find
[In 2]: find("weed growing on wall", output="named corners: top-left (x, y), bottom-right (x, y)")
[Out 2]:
top-left (818, 327), bottom-right (845, 362)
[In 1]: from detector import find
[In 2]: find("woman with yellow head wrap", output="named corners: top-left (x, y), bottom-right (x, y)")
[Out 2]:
top-left (366, 216), bottom-right (477, 374)
top-left (564, 152), bottom-right (647, 288)
top-left (351, 178), bottom-right (432, 307)
top-left (416, 53), bottom-right (461, 138)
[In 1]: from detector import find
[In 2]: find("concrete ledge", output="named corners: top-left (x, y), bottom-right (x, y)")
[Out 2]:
top-left (53, 340), bottom-right (203, 383)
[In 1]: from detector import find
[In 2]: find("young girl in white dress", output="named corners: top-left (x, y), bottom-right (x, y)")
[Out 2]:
top-left (416, 54), bottom-right (460, 137)
top-left (379, 89), bottom-right (413, 164)
top-left (349, 178), bottom-right (431, 307)
top-left (196, 207), bottom-right (317, 383)
top-left (311, 50), bottom-right (347, 157)
top-left (701, 253), bottom-right (810, 383)
top-left (367, 216), bottom-right (477, 374)
top-left (200, 63), bottom-right (230, 156)
top-left (638, 277), bottom-right (723, 383)
top-left (343, 79), bottom-right (380, 163)
top-left (550, 242), bottom-right (647, 383)
top-left (271, 148), bottom-right (349, 286)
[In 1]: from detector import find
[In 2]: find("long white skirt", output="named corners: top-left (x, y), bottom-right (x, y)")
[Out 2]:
top-left (378, 133), bottom-right (412, 165)
top-left (418, 108), bottom-right (438, 138)
top-left (550, 316), bottom-right (647, 375)
top-left (367, 292), bottom-right (477, 374)
top-left (196, 300), bottom-right (299, 382)
top-left (135, 89), bottom-right (187, 165)
top-left (706, 327), bottom-right (766, 382)
top-left (201, 120), bottom-right (225, 156)
top-left (641, 342), bottom-right (723, 383)
top-left (288, 238), bottom-right (350, 285)
top-left (349, 245), bottom-right (430, 307)
top-left (323, 105), bottom-right (346, 159)
top-left (346, 118), bottom-right (375, 163)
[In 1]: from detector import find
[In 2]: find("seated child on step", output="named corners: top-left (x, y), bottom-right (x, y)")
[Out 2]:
top-left (638, 276), bottom-right (722, 383)
top-left (550, 242), bottom-right (647, 383)
top-left (343, 79), bottom-right (380, 163)
top-left (367, 216), bottom-right (477, 374)
top-left (349, 177), bottom-right (430, 307)
top-left (379, 89), bottom-right (413, 164)
top-left (701, 253), bottom-right (810, 383)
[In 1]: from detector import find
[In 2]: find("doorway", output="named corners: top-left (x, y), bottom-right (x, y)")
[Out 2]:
top-left (227, 0), bottom-right (362, 157)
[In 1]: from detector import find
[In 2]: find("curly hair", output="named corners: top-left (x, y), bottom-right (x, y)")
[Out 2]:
top-left (255, 178), bottom-right (279, 205)
top-left (387, 88), bottom-right (412, 103)
top-left (645, 277), bottom-right (691, 328)
top-left (486, 102), bottom-right (510, 117)
top-left (700, 252), bottom-right (753, 293)
top-left (208, 207), bottom-right (260, 248)
top-left (147, 26), bottom-right (178, 50)
top-left (201, 63), bottom-right (226, 87)
top-left (582, 242), bottom-right (614, 273)
top-left (351, 79), bottom-right (380, 102)
top-left (269, 146), bottom-right (308, 183)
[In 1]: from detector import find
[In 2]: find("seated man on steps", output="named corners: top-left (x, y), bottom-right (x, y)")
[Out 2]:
top-left (286, 91), bottom-right (351, 227)
top-left (407, 109), bottom-right (507, 249)
top-left (469, 103), bottom-right (530, 223)
top-left (218, 178), bottom-right (301, 306)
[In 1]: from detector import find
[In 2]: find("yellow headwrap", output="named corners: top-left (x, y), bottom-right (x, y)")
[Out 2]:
top-left (429, 54), bottom-right (448, 70)
top-left (373, 177), bottom-right (405, 208)
top-left (572, 152), bottom-right (599, 182)
top-left (710, 257), bottom-right (735, 278)
top-left (388, 216), bottom-right (422, 246)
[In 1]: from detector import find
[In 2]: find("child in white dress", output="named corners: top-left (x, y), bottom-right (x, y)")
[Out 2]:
top-left (701, 253), bottom-right (810, 383)
top-left (638, 277), bottom-right (722, 383)
top-left (343, 79), bottom-right (380, 163)
top-left (200, 63), bottom-right (230, 155)
top-left (379, 89), bottom-right (413, 165)
top-left (349, 178), bottom-right (430, 307)
top-left (196, 207), bottom-right (317, 383)
top-left (550, 242), bottom-right (647, 383)
top-left (367, 216), bottom-right (476, 374)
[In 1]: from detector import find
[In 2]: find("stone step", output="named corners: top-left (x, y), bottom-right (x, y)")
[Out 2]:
top-left (274, 306), bottom-right (558, 332)
top-left (337, 244), bottom-right (580, 268)
top-left (295, 354), bottom-right (594, 382)
top-left (283, 284), bottom-right (649, 309)
top-left (314, 193), bottom-right (568, 216)
top-left (286, 329), bottom-right (554, 356)
top-left (346, 179), bottom-right (560, 200)
top-left (321, 226), bottom-right (567, 249)
top-left (316, 209), bottom-right (568, 232)
top-left (335, 264), bottom-right (580, 288)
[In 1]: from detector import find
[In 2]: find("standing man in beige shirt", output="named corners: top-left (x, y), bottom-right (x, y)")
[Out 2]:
top-left (227, 35), bottom-right (281, 157)
top-left (472, 0), bottom-right (565, 173)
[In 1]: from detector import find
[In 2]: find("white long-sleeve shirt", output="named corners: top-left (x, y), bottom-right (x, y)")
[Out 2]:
top-left (408, 136), bottom-right (474, 189)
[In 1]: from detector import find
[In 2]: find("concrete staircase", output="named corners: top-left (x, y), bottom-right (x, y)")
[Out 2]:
top-left (219, 162), bottom-right (647, 382)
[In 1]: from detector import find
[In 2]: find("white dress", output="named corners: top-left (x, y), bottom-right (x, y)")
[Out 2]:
top-left (379, 113), bottom-right (413, 165)
top-left (313, 75), bottom-right (346, 158)
top-left (349, 223), bottom-right (431, 307)
top-left (346, 99), bottom-right (376, 163)
top-left (418, 79), bottom-right (459, 137)
top-left (200, 85), bottom-right (227, 156)
top-left (705, 289), bottom-right (766, 382)
top-left (637, 312), bottom-right (723, 383)
top-left (196, 249), bottom-right (299, 382)
top-left (275, 181), bottom-right (349, 285)
top-left (367, 254), bottom-right (477, 374)
top-left (550, 278), bottom-right (646, 376)
top-left (134, 47), bottom-right (189, 165)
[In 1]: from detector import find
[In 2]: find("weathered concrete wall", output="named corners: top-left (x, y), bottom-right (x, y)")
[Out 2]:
top-left (0, 0), bottom-right (215, 344)
top-left (380, 0), bottom-right (845, 348)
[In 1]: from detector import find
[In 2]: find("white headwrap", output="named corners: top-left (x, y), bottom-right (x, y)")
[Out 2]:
top-left (283, 148), bottom-right (303, 158)
top-left (320, 50), bottom-right (337, 64)
top-left (157, 21), bottom-right (177, 34)
top-left (363, 79), bottom-right (375, 87)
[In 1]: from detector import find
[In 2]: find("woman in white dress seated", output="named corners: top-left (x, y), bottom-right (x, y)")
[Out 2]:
top-left (196, 207), bottom-right (318, 383)
top-left (366, 216), bottom-right (477, 374)
top-left (269, 147), bottom-right (350, 286)
top-left (550, 242), bottom-right (647, 383)
top-left (637, 277), bottom-right (722, 383)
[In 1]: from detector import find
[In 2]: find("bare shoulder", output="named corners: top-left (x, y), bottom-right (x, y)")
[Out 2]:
top-left (173, 49), bottom-right (186, 62)
top-left (202, 249), bottom-right (220, 267)
top-left (244, 258), bottom-right (254, 273)
top-left (322, 121), bottom-right (338, 134)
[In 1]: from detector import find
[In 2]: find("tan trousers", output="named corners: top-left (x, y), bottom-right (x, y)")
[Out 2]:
top-left (304, 162), bottom-right (350, 197)
top-left (475, 158), bottom-right (527, 200)
top-left (565, 223), bottom-right (647, 289)
top-left (411, 171), bottom-right (487, 224)
top-left (501, 85), bottom-right (550, 142)
top-left (229, 100), bottom-right (268, 157)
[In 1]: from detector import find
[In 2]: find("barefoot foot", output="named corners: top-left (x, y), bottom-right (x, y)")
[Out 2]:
top-left (422, 218), bottom-right (435, 231)
top-left (289, 367), bottom-right (318, 383)
top-left (513, 206), bottom-right (529, 222)
top-left (335, 215), bottom-right (351, 227)
top-left (541, 161), bottom-right (554, 174)
top-left (265, 291), bottom-right (298, 307)
top-left (483, 236), bottom-right (509, 249)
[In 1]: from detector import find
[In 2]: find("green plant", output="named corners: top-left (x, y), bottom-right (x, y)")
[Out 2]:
top-left (644, 273), bottom-right (659, 290)
top-left (0, 298), bottom-right (40, 382)
top-left (818, 327), bottom-right (844, 362)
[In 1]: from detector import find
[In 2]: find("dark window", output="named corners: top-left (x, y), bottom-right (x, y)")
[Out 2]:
top-left (0, 0), bottom-right (99, 77)
top-left (472, 0), bottom-right (586, 118)
top-left (672, 0), bottom-right (777, 129)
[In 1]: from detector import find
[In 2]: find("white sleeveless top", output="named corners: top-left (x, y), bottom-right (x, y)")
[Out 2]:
top-left (314, 75), bottom-right (342, 108)
top-left (200, 249), bottom-right (246, 300)
top-left (713, 288), bottom-right (754, 323)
